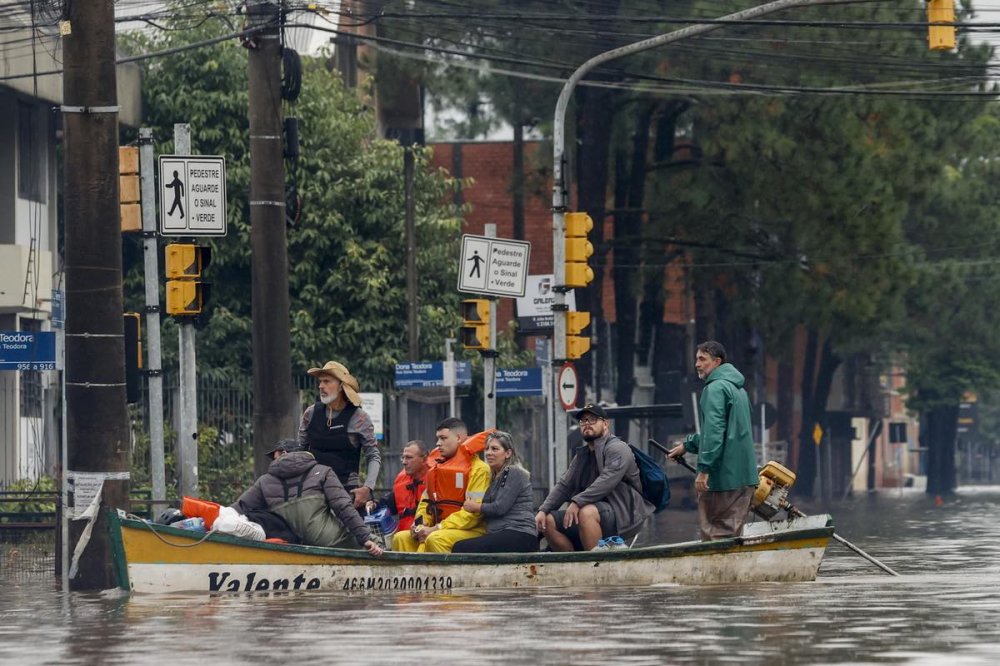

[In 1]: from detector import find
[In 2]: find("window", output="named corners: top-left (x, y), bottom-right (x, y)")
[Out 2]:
top-left (18, 102), bottom-right (46, 203)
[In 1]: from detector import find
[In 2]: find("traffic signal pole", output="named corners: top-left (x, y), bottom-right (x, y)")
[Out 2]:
top-left (173, 123), bottom-right (199, 498)
top-left (484, 224), bottom-right (497, 430)
top-left (549, 0), bottom-right (855, 478)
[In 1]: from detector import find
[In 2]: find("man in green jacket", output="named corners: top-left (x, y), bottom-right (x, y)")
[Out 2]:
top-left (669, 341), bottom-right (758, 541)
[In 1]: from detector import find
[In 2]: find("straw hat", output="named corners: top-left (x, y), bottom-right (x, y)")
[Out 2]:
top-left (307, 361), bottom-right (362, 406)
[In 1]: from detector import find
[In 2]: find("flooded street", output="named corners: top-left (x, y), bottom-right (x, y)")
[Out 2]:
top-left (2, 487), bottom-right (999, 664)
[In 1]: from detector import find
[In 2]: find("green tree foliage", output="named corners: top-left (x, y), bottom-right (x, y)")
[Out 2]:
top-left (121, 18), bottom-right (466, 388)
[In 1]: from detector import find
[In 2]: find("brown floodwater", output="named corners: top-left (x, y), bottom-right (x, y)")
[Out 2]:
top-left (2, 486), bottom-right (999, 664)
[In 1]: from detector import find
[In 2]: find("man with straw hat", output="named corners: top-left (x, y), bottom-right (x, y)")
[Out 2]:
top-left (299, 361), bottom-right (381, 509)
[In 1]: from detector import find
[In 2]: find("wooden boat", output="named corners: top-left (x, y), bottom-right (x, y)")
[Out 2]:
top-left (107, 509), bottom-right (834, 594)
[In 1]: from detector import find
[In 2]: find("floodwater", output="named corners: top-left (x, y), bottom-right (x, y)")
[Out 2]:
top-left (3, 487), bottom-right (1000, 665)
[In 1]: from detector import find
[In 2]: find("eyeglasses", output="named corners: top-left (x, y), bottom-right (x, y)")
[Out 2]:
top-left (579, 416), bottom-right (602, 426)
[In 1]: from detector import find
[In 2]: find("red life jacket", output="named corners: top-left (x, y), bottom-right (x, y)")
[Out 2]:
top-left (392, 469), bottom-right (426, 532)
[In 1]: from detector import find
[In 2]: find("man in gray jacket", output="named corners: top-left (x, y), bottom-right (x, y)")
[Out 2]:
top-left (535, 405), bottom-right (654, 551)
top-left (231, 439), bottom-right (383, 556)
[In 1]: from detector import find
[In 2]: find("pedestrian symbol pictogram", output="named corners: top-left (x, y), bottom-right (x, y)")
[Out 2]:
top-left (158, 155), bottom-right (228, 237)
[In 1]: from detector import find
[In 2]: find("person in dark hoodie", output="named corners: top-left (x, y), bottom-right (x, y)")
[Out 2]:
top-left (669, 341), bottom-right (758, 541)
top-left (230, 439), bottom-right (383, 556)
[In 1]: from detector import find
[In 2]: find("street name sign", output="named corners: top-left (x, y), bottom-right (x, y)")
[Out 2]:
top-left (495, 367), bottom-right (543, 398)
top-left (394, 361), bottom-right (472, 388)
top-left (458, 234), bottom-right (531, 298)
top-left (158, 155), bottom-right (228, 237)
top-left (0, 331), bottom-right (56, 371)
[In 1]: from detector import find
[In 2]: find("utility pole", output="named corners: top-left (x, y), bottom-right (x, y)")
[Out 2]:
top-left (61, 0), bottom-right (131, 590)
top-left (405, 145), bottom-right (418, 361)
top-left (138, 128), bottom-right (166, 510)
top-left (173, 124), bottom-right (199, 497)
top-left (549, 0), bottom-right (858, 479)
top-left (247, 0), bottom-right (295, 475)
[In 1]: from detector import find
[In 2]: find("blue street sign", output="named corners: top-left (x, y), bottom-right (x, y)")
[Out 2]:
top-left (395, 361), bottom-right (472, 389)
top-left (51, 289), bottom-right (64, 329)
top-left (495, 367), bottom-right (543, 397)
top-left (0, 331), bottom-right (56, 371)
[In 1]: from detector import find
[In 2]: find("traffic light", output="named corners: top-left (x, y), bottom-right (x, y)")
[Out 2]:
top-left (566, 310), bottom-right (591, 360)
top-left (460, 298), bottom-right (490, 350)
top-left (123, 312), bottom-right (142, 404)
top-left (928, 0), bottom-right (956, 51)
top-left (564, 211), bottom-right (595, 288)
top-left (164, 243), bottom-right (211, 316)
top-left (119, 146), bottom-right (141, 232)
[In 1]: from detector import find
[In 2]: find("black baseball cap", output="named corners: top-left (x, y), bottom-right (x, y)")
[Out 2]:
top-left (265, 438), bottom-right (304, 456)
top-left (576, 404), bottom-right (608, 421)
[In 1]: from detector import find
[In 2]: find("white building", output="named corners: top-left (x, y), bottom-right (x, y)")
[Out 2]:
top-left (0, 17), bottom-right (141, 486)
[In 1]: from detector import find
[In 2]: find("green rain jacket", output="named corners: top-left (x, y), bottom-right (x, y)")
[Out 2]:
top-left (684, 363), bottom-right (759, 492)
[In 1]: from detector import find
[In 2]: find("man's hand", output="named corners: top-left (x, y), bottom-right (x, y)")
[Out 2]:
top-left (363, 540), bottom-right (384, 557)
top-left (562, 502), bottom-right (580, 529)
top-left (462, 499), bottom-right (482, 513)
top-left (695, 471), bottom-right (709, 493)
top-left (351, 486), bottom-right (373, 508)
top-left (535, 511), bottom-right (548, 534)
top-left (667, 443), bottom-right (686, 459)
top-left (414, 524), bottom-right (438, 544)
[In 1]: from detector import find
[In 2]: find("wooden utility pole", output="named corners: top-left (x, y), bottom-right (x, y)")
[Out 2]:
top-left (247, 0), bottom-right (295, 474)
top-left (62, 0), bottom-right (131, 589)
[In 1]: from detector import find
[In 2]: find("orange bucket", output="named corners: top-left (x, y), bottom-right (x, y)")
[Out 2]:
top-left (181, 496), bottom-right (221, 529)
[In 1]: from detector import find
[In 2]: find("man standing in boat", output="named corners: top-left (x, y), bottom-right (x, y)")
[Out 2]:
top-left (669, 341), bottom-right (758, 541)
top-left (365, 440), bottom-right (430, 532)
top-left (535, 404), bottom-right (654, 551)
top-left (299, 361), bottom-right (381, 509)
top-left (391, 418), bottom-right (490, 553)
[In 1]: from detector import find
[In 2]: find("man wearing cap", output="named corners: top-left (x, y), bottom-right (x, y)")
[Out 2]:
top-left (535, 404), bottom-right (654, 551)
top-left (299, 361), bottom-right (381, 509)
top-left (231, 439), bottom-right (383, 556)
top-left (668, 341), bottom-right (758, 541)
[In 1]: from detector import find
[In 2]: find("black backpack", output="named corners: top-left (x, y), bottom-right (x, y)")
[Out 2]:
top-left (629, 445), bottom-right (671, 513)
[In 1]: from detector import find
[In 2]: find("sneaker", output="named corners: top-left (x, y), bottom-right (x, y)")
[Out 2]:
top-left (591, 536), bottom-right (628, 551)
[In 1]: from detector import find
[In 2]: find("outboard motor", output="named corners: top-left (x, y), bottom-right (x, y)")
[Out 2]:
top-left (750, 461), bottom-right (798, 519)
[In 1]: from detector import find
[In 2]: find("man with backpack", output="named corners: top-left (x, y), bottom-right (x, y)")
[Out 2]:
top-left (668, 341), bottom-right (758, 541)
top-left (535, 404), bottom-right (655, 551)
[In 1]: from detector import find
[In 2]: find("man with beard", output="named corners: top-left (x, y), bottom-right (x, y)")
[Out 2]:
top-left (535, 404), bottom-right (654, 551)
top-left (299, 361), bottom-right (381, 509)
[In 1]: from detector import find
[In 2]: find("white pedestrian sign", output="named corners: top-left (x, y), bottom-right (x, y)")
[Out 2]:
top-left (458, 234), bottom-right (531, 297)
top-left (158, 155), bottom-right (227, 237)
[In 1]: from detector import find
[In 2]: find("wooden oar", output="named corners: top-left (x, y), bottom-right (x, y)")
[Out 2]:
top-left (647, 438), bottom-right (900, 577)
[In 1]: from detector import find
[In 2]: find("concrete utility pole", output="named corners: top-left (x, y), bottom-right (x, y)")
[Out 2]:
top-left (247, 0), bottom-right (296, 474)
top-left (550, 0), bottom-right (857, 477)
top-left (62, 0), bottom-right (131, 590)
top-left (138, 128), bottom-right (166, 510)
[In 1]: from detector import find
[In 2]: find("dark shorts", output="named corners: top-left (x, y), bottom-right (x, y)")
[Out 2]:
top-left (549, 502), bottom-right (617, 551)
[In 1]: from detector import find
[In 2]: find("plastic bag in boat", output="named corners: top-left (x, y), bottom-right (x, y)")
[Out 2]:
top-left (213, 506), bottom-right (266, 541)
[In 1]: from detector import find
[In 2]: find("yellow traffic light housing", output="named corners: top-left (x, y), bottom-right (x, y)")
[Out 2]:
top-left (566, 311), bottom-right (592, 360)
top-left (119, 146), bottom-right (141, 232)
top-left (928, 0), bottom-right (956, 51)
top-left (164, 243), bottom-right (211, 317)
top-left (564, 211), bottom-right (595, 288)
top-left (460, 298), bottom-right (491, 350)
top-left (166, 280), bottom-right (210, 316)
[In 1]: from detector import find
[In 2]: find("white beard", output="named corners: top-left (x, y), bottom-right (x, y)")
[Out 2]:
top-left (320, 393), bottom-right (336, 405)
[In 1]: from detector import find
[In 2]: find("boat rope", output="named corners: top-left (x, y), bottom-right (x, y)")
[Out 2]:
top-left (131, 514), bottom-right (220, 548)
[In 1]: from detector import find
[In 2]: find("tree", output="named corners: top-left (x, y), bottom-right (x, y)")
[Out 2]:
top-left (121, 19), bottom-right (467, 391)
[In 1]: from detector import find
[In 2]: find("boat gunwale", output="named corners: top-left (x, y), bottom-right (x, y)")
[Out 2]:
top-left (110, 509), bottom-right (834, 567)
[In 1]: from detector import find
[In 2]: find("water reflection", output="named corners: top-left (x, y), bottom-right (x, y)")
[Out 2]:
top-left (2, 487), bottom-right (999, 664)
